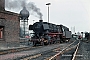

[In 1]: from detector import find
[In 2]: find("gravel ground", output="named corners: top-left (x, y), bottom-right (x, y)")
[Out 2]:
top-left (76, 40), bottom-right (90, 60)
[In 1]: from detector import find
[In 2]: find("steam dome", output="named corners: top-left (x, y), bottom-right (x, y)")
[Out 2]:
top-left (20, 7), bottom-right (29, 20)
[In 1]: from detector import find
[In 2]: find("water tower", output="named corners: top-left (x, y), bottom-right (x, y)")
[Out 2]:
top-left (20, 6), bottom-right (29, 38)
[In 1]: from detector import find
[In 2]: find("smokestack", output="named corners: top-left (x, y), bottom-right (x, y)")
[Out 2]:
top-left (39, 20), bottom-right (43, 22)
top-left (0, 0), bottom-right (5, 11)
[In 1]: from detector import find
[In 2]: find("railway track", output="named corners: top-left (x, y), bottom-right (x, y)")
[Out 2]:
top-left (46, 40), bottom-right (80, 60)
top-left (16, 40), bottom-right (78, 60)
top-left (75, 40), bottom-right (90, 60)
top-left (0, 40), bottom-right (76, 60)
top-left (0, 46), bottom-right (42, 55)
top-left (19, 46), bottom-right (59, 60)
top-left (0, 42), bottom-right (71, 60)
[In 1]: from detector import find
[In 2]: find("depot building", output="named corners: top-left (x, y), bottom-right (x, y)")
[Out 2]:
top-left (0, 0), bottom-right (20, 47)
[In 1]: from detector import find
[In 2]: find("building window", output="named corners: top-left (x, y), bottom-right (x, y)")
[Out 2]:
top-left (0, 26), bottom-right (4, 39)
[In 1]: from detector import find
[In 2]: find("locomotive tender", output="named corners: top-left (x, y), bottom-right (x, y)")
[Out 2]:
top-left (29, 20), bottom-right (72, 46)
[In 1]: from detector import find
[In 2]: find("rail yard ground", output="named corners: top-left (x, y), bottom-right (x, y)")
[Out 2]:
top-left (0, 41), bottom-right (72, 60)
top-left (75, 40), bottom-right (90, 60)
top-left (0, 40), bottom-right (90, 60)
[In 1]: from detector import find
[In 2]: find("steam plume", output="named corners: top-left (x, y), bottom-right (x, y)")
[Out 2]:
top-left (5, 0), bottom-right (43, 19)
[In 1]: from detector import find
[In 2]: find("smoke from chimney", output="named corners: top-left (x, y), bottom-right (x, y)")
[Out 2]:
top-left (5, 0), bottom-right (43, 20)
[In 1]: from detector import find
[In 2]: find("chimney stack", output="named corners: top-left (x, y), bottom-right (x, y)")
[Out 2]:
top-left (0, 0), bottom-right (5, 11)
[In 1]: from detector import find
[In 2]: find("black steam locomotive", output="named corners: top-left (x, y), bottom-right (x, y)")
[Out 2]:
top-left (29, 20), bottom-right (71, 46)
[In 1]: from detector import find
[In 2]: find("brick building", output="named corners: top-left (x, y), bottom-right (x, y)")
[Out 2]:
top-left (0, 0), bottom-right (20, 47)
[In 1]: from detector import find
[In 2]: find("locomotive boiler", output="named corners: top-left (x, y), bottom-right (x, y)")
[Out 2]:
top-left (29, 20), bottom-right (72, 46)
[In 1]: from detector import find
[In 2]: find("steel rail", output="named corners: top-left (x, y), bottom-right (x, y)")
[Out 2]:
top-left (72, 40), bottom-right (80, 60)
top-left (0, 46), bottom-right (43, 55)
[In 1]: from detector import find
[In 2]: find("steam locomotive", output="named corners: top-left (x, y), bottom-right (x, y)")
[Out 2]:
top-left (29, 20), bottom-right (72, 46)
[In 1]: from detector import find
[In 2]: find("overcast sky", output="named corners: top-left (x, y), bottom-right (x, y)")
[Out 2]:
top-left (5, 0), bottom-right (90, 33)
